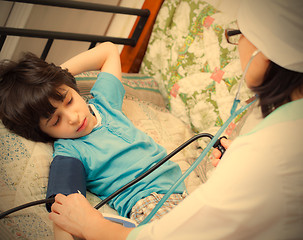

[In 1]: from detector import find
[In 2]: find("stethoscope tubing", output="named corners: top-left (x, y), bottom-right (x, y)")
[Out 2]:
top-left (140, 50), bottom-right (261, 225)
top-left (139, 96), bottom-right (257, 225)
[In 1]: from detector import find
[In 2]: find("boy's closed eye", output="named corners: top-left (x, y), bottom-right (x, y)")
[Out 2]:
top-left (52, 97), bottom-right (73, 126)
top-left (67, 97), bottom-right (73, 105)
top-left (53, 116), bottom-right (60, 126)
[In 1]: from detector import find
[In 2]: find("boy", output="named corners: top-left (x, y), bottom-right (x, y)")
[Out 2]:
top-left (0, 42), bottom-right (186, 239)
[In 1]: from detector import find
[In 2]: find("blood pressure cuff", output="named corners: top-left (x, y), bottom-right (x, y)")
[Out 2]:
top-left (46, 155), bottom-right (86, 212)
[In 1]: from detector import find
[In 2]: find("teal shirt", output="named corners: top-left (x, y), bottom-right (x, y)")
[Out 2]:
top-left (54, 72), bottom-right (185, 217)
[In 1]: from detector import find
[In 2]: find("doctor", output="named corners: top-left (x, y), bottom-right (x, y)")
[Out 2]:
top-left (49, 0), bottom-right (303, 239)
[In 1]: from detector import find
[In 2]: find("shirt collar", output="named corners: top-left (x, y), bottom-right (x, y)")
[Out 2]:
top-left (88, 104), bottom-right (102, 129)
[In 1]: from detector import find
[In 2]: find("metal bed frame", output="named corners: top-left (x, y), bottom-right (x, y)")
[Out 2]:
top-left (0, 0), bottom-right (150, 60)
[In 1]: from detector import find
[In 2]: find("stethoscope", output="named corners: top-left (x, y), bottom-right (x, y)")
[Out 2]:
top-left (139, 49), bottom-right (260, 225)
top-left (0, 50), bottom-right (260, 224)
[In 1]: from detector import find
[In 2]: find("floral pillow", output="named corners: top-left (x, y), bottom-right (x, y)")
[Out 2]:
top-left (140, 0), bottom-right (253, 145)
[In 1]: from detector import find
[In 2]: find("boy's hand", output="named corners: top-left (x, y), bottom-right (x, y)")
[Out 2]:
top-left (211, 138), bottom-right (232, 167)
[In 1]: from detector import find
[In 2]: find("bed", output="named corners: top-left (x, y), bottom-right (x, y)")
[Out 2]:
top-left (0, 0), bottom-right (262, 239)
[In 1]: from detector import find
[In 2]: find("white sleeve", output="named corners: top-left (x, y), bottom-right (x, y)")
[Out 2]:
top-left (131, 131), bottom-right (288, 240)
top-left (128, 102), bottom-right (303, 240)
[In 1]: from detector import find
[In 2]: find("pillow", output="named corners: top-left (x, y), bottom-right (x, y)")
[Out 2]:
top-left (0, 122), bottom-right (116, 239)
top-left (140, 0), bottom-right (254, 142)
top-left (0, 124), bottom-right (54, 239)
top-left (76, 72), bottom-right (166, 108)
top-left (140, 0), bottom-right (255, 182)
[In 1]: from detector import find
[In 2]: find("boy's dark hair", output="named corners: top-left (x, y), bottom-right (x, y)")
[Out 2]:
top-left (252, 61), bottom-right (303, 118)
top-left (0, 52), bottom-right (79, 143)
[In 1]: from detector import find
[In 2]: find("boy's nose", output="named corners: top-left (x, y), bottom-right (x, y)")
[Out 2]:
top-left (67, 111), bottom-right (79, 125)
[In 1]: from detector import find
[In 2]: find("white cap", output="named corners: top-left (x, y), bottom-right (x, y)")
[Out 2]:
top-left (237, 0), bottom-right (303, 73)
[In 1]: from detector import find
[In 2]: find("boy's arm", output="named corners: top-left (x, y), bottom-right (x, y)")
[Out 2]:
top-left (60, 42), bottom-right (121, 81)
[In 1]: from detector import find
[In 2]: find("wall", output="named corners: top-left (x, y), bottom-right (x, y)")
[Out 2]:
top-left (106, 0), bottom-right (145, 53)
top-left (0, 1), bottom-right (13, 26)
top-left (0, 2), bottom-right (33, 61)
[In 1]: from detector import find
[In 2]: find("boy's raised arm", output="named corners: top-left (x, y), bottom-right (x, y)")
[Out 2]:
top-left (60, 42), bottom-right (122, 81)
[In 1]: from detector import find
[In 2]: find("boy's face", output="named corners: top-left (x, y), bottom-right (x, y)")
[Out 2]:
top-left (39, 85), bottom-right (97, 139)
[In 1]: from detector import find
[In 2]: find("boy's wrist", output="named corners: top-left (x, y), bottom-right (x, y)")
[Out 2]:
top-left (82, 211), bottom-right (105, 240)
top-left (83, 214), bottom-right (132, 240)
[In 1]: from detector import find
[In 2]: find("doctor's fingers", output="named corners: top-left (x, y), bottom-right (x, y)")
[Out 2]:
top-left (211, 148), bottom-right (224, 167)
top-left (220, 138), bottom-right (232, 149)
top-left (51, 201), bottom-right (67, 215)
top-left (55, 193), bottom-right (85, 206)
top-left (211, 138), bottom-right (232, 159)
top-left (212, 148), bottom-right (222, 159)
top-left (54, 193), bottom-right (67, 204)
top-left (211, 155), bottom-right (221, 167)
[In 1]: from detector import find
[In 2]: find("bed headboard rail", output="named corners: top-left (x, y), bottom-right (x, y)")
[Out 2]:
top-left (0, 0), bottom-right (150, 60)
top-left (120, 0), bottom-right (164, 73)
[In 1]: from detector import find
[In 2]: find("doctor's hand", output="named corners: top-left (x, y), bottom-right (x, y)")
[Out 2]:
top-left (49, 193), bottom-right (105, 239)
top-left (211, 138), bottom-right (232, 167)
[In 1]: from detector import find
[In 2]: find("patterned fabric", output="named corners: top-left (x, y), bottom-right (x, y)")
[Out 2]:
top-left (140, 0), bottom-right (253, 141)
top-left (130, 192), bottom-right (187, 225)
top-left (76, 72), bottom-right (166, 107)
top-left (0, 128), bottom-right (54, 239)
top-left (140, 0), bottom-right (254, 182)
